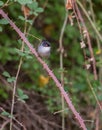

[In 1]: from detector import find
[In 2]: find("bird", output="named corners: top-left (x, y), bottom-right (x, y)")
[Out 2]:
top-left (38, 40), bottom-right (51, 58)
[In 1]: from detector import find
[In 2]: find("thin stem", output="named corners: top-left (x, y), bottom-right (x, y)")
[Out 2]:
top-left (10, 58), bottom-right (23, 130)
top-left (89, 0), bottom-right (102, 84)
top-left (72, 0), bottom-right (98, 80)
top-left (10, 21), bottom-right (27, 130)
top-left (26, 33), bottom-right (41, 41)
top-left (3, 0), bottom-right (9, 6)
top-left (27, 17), bottom-right (36, 33)
top-left (59, 10), bottom-right (68, 130)
top-left (77, 0), bottom-right (102, 42)
top-left (0, 119), bottom-right (10, 130)
top-left (89, 0), bottom-right (101, 49)
top-left (87, 78), bottom-right (102, 112)
top-left (2, 0), bottom-right (10, 8)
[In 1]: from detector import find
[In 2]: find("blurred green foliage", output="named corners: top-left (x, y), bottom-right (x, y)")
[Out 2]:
top-left (0, 0), bottom-right (102, 122)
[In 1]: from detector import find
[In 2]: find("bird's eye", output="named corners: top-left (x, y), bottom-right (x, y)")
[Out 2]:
top-left (45, 43), bottom-right (49, 47)
top-left (42, 40), bottom-right (50, 47)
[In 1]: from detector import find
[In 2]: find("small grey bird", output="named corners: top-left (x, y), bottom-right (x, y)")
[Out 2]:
top-left (38, 40), bottom-right (51, 58)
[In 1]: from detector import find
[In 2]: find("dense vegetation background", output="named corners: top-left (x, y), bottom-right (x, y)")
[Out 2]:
top-left (0, 0), bottom-right (102, 130)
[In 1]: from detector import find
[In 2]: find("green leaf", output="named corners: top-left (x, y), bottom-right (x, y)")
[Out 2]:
top-left (35, 7), bottom-right (44, 13)
top-left (14, 48), bottom-right (26, 56)
top-left (26, 55), bottom-right (33, 59)
top-left (18, 15), bottom-right (25, 21)
top-left (28, 2), bottom-right (38, 10)
top-left (8, 115), bottom-right (14, 118)
top-left (33, 63), bottom-right (39, 69)
top-left (31, 11), bottom-right (38, 16)
top-left (0, 89), bottom-right (8, 99)
top-left (20, 94), bottom-right (29, 100)
top-left (26, 19), bottom-right (33, 25)
top-left (0, 1), bottom-right (4, 6)
top-left (14, 48), bottom-right (32, 58)
top-left (18, 39), bottom-right (23, 44)
top-left (7, 77), bottom-right (16, 83)
top-left (1, 111), bottom-right (10, 117)
top-left (17, 88), bottom-right (24, 96)
top-left (0, 26), bottom-right (2, 32)
top-left (1, 111), bottom-right (14, 118)
top-left (98, 94), bottom-right (102, 101)
top-left (0, 19), bottom-right (9, 24)
top-left (17, 89), bottom-right (29, 103)
top-left (2, 71), bottom-right (10, 78)
top-left (17, 0), bottom-right (32, 5)
top-left (18, 16), bottom-right (33, 24)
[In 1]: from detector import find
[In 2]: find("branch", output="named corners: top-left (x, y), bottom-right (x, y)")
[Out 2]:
top-left (0, 9), bottom-right (87, 130)
top-left (71, 0), bottom-right (98, 80)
